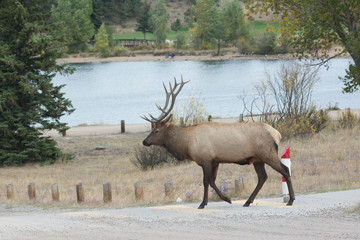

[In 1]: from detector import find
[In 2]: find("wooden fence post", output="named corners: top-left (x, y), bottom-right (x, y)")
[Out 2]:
top-left (134, 181), bottom-right (144, 201)
top-left (51, 183), bottom-right (60, 201)
top-left (103, 182), bottom-right (112, 203)
top-left (235, 177), bottom-right (245, 195)
top-left (7, 184), bottom-right (14, 200)
top-left (164, 180), bottom-right (174, 198)
top-left (28, 183), bottom-right (36, 200)
top-left (76, 183), bottom-right (84, 203)
top-left (239, 114), bottom-right (244, 122)
top-left (121, 120), bottom-right (125, 133)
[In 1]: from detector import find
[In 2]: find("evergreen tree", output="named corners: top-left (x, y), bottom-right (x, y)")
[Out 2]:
top-left (95, 23), bottom-right (110, 57)
top-left (171, 18), bottom-right (182, 32)
top-left (150, 0), bottom-right (169, 43)
top-left (0, 0), bottom-right (74, 166)
top-left (91, 0), bottom-right (103, 34)
top-left (135, 2), bottom-right (153, 40)
top-left (51, 0), bottom-right (95, 52)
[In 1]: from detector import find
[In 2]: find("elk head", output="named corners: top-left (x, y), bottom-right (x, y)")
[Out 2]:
top-left (142, 76), bottom-right (189, 147)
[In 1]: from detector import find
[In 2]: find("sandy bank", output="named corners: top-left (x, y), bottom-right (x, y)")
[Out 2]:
top-left (56, 52), bottom-right (296, 64)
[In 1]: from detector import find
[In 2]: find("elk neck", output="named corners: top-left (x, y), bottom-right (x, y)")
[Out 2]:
top-left (163, 124), bottom-right (190, 161)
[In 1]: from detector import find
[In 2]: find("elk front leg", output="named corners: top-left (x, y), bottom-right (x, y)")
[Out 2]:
top-left (244, 162), bottom-right (267, 207)
top-left (209, 164), bottom-right (231, 205)
top-left (198, 164), bottom-right (211, 209)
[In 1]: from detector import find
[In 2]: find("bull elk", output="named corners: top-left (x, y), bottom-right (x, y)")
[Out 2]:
top-left (142, 77), bottom-right (295, 209)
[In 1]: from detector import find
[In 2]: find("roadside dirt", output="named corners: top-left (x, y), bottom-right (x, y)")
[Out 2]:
top-left (0, 189), bottom-right (359, 240)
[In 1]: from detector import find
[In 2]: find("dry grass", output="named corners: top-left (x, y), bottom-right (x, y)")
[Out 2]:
top-left (0, 126), bottom-right (359, 208)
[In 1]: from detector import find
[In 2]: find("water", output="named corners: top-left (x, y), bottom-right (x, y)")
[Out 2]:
top-left (53, 59), bottom-right (360, 126)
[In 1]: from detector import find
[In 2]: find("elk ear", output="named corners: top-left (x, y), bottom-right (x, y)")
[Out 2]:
top-left (162, 114), bottom-right (173, 125)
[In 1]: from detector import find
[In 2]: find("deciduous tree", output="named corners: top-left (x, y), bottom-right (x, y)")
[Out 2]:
top-left (190, 0), bottom-right (217, 47)
top-left (246, 0), bottom-right (360, 93)
top-left (150, 0), bottom-right (169, 43)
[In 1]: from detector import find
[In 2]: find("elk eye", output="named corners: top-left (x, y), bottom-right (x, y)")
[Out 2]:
top-left (155, 129), bottom-right (160, 134)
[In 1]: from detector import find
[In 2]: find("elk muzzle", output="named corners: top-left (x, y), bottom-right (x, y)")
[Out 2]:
top-left (142, 139), bottom-right (151, 146)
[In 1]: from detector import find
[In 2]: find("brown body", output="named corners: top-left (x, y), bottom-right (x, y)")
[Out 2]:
top-left (141, 77), bottom-right (294, 209)
top-left (143, 118), bottom-right (295, 209)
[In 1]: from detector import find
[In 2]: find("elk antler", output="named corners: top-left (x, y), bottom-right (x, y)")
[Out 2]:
top-left (141, 76), bottom-right (190, 123)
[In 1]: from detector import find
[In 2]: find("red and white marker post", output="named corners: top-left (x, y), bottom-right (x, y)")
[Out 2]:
top-left (281, 145), bottom-right (291, 203)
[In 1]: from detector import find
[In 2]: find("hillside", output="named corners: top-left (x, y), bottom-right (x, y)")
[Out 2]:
top-left (110, 0), bottom-right (274, 34)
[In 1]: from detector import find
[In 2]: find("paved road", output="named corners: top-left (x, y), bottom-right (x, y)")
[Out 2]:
top-left (1, 189), bottom-right (360, 240)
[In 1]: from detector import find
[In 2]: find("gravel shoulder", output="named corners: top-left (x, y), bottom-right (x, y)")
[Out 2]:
top-left (1, 189), bottom-right (359, 240)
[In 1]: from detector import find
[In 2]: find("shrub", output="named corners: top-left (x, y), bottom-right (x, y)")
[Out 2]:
top-left (254, 32), bottom-right (276, 55)
top-left (173, 94), bottom-right (209, 126)
top-left (237, 36), bottom-right (255, 54)
top-left (175, 33), bottom-right (186, 49)
top-left (240, 62), bottom-right (330, 138)
top-left (112, 45), bottom-right (130, 56)
top-left (100, 47), bottom-right (110, 58)
top-left (273, 108), bottom-right (330, 138)
top-left (131, 145), bottom-right (177, 171)
top-left (338, 108), bottom-right (359, 129)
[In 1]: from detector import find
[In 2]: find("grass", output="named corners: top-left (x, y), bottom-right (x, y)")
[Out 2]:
top-left (113, 28), bottom-right (190, 41)
top-left (250, 21), bottom-right (279, 33)
top-left (0, 125), bottom-right (359, 208)
top-left (112, 21), bottom-right (276, 41)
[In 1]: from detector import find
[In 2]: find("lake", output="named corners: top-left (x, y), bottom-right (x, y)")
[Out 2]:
top-left (53, 58), bottom-right (360, 126)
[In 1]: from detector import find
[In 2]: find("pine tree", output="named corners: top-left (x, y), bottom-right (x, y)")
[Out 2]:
top-left (95, 23), bottom-right (110, 57)
top-left (0, 0), bottom-right (74, 166)
top-left (135, 2), bottom-right (153, 40)
top-left (51, 0), bottom-right (95, 53)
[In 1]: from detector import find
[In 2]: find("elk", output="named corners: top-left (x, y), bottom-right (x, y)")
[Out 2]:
top-left (142, 77), bottom-right (295, 209)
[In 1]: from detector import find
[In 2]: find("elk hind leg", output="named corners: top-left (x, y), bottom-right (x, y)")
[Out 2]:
top-left (268, 160), bottom-right (295, 206)
top-left (244, 162), bottom-right (267, 207)
top-left (209, 164), bottom-right (231, 205)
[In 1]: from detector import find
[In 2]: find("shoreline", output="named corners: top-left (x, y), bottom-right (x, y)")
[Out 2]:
top-left (56, 49), bottom-right (351, 64)
top-left (56, 52), bottom-right (306, 64)
top-left (44, 109), bottom-right (360, 138)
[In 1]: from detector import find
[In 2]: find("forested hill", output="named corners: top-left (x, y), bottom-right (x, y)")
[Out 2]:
top-left (92, 0), bottom-right (192, 27)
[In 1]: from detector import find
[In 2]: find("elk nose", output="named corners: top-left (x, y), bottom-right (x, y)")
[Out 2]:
top-left (142, 140), bottom-right (151, 146)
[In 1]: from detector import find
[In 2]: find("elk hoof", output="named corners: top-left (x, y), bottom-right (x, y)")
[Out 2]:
top-left (198, 205), bottom-right (205, 209)
top-left (286, 200), bottom-right (294, 206)
top-left (243, 201), bottom-right (251, 207)
top-left (225, 197), bottom-right (232, 204)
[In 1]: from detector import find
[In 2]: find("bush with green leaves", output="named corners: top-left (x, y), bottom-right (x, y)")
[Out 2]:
top-left (112, 45), bottom-right (130, 56)
top-left (255, 32), bottom-right (276, 55)
top-left (175, 33), bottom-right (187, 49)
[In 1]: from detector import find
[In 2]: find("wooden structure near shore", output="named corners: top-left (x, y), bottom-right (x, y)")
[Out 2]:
top-left (114, 39), bottom-right (156, 47)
